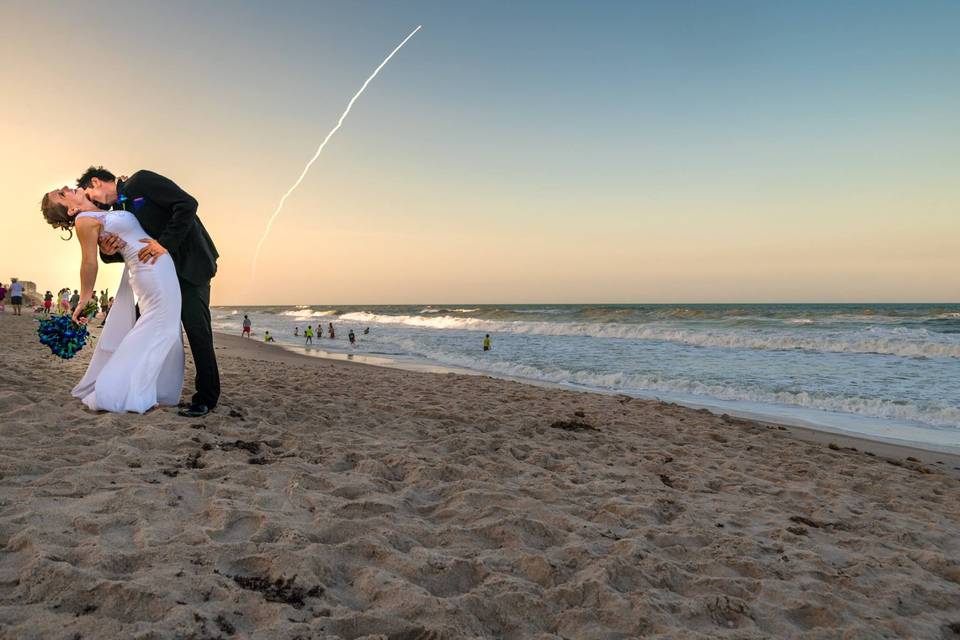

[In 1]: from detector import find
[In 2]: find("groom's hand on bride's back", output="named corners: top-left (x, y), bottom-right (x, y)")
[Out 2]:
top-left (138, 238), bottom-right (168, 265)
top-left (99, 233), bottom-right (125, 256)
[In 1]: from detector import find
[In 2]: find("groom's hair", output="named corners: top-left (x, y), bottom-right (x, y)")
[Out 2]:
top-left (76, 166), bottom-right (117, 189)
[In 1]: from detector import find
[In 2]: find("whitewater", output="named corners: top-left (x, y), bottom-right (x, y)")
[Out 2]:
top-left (212, 303), bottom-right (960, 452)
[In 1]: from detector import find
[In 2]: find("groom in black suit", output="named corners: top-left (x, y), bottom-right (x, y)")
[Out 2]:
top-left (79, 166), bottom-right (220, 417)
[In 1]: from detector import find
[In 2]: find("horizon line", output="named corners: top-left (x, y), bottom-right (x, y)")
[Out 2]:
top-left (211, 300), bottom-right (960, 307)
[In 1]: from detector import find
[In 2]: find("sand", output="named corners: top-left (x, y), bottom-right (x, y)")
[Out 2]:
top-left (1, 313), bottom-right (958, 639)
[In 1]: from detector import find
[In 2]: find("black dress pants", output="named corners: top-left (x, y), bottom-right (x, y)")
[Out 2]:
top-left (180, 279), bottom-right (220, 409)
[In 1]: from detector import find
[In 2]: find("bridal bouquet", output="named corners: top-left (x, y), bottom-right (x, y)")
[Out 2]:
top-left (37, 301), bottom-right (98, 359)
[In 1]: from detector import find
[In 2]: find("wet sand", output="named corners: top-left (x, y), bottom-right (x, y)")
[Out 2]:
top-left (1, 314), bottom-right (958, 639)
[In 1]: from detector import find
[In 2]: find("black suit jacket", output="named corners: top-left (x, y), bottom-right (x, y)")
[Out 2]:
top-left (101, 170), bottom-right (219, 285)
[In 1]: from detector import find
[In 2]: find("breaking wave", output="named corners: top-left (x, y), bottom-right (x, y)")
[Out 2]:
top-left (280, 309), bottom-right (339, 319)
top-left (339, 311), bottom-right (960, 359)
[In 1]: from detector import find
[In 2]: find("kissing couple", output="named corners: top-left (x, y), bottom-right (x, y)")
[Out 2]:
top-left (41, 167), bottom-right (220, 418)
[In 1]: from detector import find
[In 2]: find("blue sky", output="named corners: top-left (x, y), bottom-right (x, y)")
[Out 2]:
top-left (3, 0), bottom-right (958, 302)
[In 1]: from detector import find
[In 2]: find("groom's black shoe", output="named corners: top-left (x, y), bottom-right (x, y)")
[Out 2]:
top-left (178, 403), bottom-right (210, 418)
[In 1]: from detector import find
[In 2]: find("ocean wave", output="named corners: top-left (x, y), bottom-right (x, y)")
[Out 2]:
top-left (375, 336), bottom-right (960, 428)
top-left (224, 305), bottom-right (960, 328)
top-left (654, 307), bottom-right (712, 319)
top-left (279, 309), bottom-right (339, 319)
top-left (338, 311), bottom-right (960, 359)
top-left (420, 307), bottom-right (480, 314)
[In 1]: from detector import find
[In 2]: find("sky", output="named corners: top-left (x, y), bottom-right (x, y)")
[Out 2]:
top-left (1, 0), bottom-right (958, 304)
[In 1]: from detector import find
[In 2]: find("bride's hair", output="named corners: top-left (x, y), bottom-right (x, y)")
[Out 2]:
top-left (40, 193), bottom-right (75, 240)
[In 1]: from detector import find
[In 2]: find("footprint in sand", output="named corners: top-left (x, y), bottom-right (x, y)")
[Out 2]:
top-left (99, 522), bottom-right (138, 551)
top-left (207, 513), bottom-right (264, 543)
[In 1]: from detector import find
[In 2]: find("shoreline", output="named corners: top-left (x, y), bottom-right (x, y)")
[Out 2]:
top-left (218, 331), bottom-right (960, 476)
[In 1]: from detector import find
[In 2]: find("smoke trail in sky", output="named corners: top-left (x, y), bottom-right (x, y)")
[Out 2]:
top-left (252, 25), bottom-right (422, 276)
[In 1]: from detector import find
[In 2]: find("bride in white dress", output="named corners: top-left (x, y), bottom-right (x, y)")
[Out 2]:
top-left (41, 187), bottom-right (184, 413)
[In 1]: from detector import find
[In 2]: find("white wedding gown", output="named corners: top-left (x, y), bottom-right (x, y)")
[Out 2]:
top-left (72, 210), bottom-right (185, 413)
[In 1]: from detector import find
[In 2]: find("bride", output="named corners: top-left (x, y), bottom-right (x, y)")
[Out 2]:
top-left (40, 187), bottom-right (184, 413)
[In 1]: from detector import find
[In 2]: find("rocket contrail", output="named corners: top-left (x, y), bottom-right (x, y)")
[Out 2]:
top-left (252, 25), bottom-right (422, 276)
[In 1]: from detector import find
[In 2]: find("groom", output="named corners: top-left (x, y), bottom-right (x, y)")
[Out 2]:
top-left (79, 166), bottom-right (220, 418)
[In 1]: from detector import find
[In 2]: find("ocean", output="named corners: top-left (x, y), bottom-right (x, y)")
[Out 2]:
top-left (212, 304), bottom-right (960, 452)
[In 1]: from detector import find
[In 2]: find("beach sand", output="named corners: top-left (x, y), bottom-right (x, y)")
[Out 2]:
top-left (1, 314), bottom-right (958, 639)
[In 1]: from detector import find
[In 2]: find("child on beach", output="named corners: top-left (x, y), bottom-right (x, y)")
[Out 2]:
top-left (264, 331), bottom-right (275, 343)
top-left (348, 329), bottom-right (356, 346)
top-left (305, 325), bottom-right (314, 345)
top-left (483, 334), bottom-right (491, 351)
top-left (242, 314), bottom-right (252, 338)
top-left (0, 283), bottom-right (6, 313)
top-left (294, 327), bottom-right (299, 337)
top-left (328, 322), bottom-right (335, 339)
top-left (43, 291), bottom-right (53, 315)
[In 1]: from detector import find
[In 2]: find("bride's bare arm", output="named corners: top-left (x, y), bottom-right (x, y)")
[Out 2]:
top-left (73, 218), bottom-right (100, 323)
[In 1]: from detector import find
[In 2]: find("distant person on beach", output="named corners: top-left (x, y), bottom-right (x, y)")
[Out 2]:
top-left (69, 289), bottom-right (80, 311)
top-left (98, 296), bottom-right (110, 326)
top-left (43, 291), bottom-right (53, 315)
top-left (98, 291), bottom-right (109, 324)
top-left (0, 283), bottom-right (6, 313)
top-left (58, 288), bottom-right (70, 314)
top-left (363, 327), bottom-right (369, 335)
top-left (304, 325), bottom-right (314, 345)
top-left (242, 314), bottom-right (252, 337)
top-left (328, 322), bottom-right (335, 339)
top-left (483, 334), bottom-right (491, 351)
top-left (294, 327), bottom-right (299, 337)
top-left (264, 331), bottom-right (275, 343)
top-left (348, 329), bottom-right (356, 346)
top-left (9, 279), bottom-right (24, 316)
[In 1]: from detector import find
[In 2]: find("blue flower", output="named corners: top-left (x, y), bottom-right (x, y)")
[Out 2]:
top-left (36, 315), bottom-right (94, 359)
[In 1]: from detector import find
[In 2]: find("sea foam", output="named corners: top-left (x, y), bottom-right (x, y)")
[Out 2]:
top-left (339, 311), bottom-right (960, 359)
